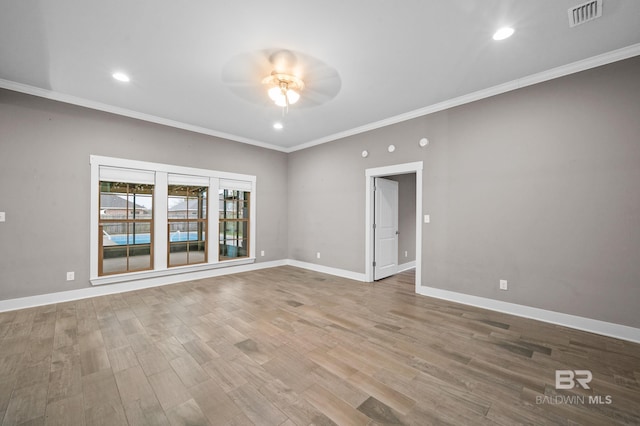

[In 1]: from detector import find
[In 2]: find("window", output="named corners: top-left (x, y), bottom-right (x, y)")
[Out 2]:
top-left (168, 185), bottom-right (207, 267)
top-left (90, 156), bottom-right (256, 285)
top-left (219, 189), bottom-right (250, 260)
top-left (99, 181), bottom-right (154, 276)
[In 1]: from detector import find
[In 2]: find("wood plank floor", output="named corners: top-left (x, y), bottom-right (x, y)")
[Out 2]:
top-left (0, 266), bottom-right (638, 425)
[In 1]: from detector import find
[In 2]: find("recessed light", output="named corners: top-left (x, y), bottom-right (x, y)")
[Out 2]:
top-left (273, 122), bottom-right (283, 130)
top-left (112, 72), bottom-right (130, 82)
top-left (493, 27), bottom-right (515, 41)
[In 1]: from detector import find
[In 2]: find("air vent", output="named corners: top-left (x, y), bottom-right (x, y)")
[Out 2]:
top-left (568, 0), bottom-right (602, 27)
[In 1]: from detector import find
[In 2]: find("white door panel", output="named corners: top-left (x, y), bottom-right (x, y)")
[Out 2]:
top-left (374, 177), bottom-right (398, 280)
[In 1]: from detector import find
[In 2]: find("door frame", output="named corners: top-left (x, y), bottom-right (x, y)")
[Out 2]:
top-left (365, 161), bottom-right (423, 293)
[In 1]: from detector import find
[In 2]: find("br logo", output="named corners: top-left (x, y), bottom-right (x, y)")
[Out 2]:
top-left (555, 370), bottom-right (592, 389)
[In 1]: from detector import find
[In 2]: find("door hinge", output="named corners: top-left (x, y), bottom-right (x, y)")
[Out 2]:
top-left (373, 224), bottom-right (377, 229)
top-left (373, 261), bottom-right (376, 267)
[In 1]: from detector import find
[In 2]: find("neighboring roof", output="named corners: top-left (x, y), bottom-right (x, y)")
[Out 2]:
top-left (100, 194), bottom-right (147, 210)
top-left (169, 199), bottom-right (201, 211)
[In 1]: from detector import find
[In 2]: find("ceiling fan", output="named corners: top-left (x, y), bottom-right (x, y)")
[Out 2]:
top-left (221, 48), bottom-right (341, 109)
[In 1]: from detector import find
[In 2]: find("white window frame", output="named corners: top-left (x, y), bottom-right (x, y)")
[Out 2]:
top-left (90, 155), bottom-right (256, 286)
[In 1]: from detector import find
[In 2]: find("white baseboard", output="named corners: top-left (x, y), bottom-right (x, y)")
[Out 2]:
top-left (0, 260), bottom-right (287, 313)
top-left (0, 259), bottom-right (361, 313)
top-left (1, 259), bottom-right (638, 344)
top-left (398, 261), bottom-right (416, 272)
top-left (285, 259), bottom-right (366, 282)
top-left (417, 285), bottom-right (640, 344)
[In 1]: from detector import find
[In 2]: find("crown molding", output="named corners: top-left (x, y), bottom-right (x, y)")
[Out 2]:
top-left (1, 43), bottom-right (638, 154)
top-left (287, 43), bottom-right (640, 153)
top-left (0, 79), bottom-right (289, 153)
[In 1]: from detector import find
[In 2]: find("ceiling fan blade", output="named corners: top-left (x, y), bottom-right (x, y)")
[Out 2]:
top-left (222, 50), bottom-right (271, 85)
top-left (222, 48), bottom-right (341, 107)
top-left (296, 58), bottom-right (341, 106)
top-left (267, 49), bottom-right (299, 74)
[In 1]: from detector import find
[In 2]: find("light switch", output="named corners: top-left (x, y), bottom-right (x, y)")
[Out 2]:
top-left (424, 214), bottom-right (430, 223)
top-left (0, 212), bottom-right (5, 222)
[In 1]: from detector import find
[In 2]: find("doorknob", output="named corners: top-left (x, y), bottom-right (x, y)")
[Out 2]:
top-left (395, 231), bottom-right (399, 235)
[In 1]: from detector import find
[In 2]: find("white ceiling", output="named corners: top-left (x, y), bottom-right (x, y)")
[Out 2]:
top-left (1, 0), bottom-right (639, 152)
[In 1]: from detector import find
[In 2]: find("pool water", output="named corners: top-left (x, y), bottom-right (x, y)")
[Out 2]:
top-left (108, 232), bottom-right (202, 245)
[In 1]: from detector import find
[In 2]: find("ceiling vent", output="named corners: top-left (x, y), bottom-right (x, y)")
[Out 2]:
top-left (568, 0), bottom-right (603, 27)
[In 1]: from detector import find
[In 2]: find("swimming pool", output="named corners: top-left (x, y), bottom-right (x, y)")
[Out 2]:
top-left (108, 231), bottom-right (202, 245)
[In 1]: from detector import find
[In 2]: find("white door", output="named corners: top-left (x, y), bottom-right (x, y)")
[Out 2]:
top-left (374, 177), bottom-right (398, 280)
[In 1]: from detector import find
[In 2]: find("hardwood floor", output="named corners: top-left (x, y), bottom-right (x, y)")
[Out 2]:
top-left (0, 266), bottom-right (638, 425)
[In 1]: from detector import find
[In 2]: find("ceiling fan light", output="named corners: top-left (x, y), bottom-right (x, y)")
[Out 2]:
top-left (268, 86), bottom-right (282, 101)
top-left (274, 95), bottom-right (288, 107)
top-left (263, 72), bottom-right (305, 108)
top-left (286, 89), bottom-right (300, 105)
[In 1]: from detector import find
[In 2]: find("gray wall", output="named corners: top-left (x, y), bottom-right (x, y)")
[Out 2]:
top-left (1, 55), bottom-right (639, 329)
top-left (386, 174), bottom-right (416, 264)
top-left (0, 89), bottom-right (288, 300)
top-left (288, 56), bottom-right (640, 328)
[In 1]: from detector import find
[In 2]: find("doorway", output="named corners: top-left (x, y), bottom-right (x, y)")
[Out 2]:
top-left (365, 162), bottom-right (423, 292)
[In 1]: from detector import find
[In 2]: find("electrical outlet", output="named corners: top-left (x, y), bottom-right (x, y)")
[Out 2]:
top-left (66, 272), bottom-right (75, 281)
top-left (424, 214), bottom-right (430, 223)
top-left (260, 250), bottom-right (265, 257)
top-left (499, 279), bottom-right (508, 290)
top-left (316, 252), bottom-right (321, 259)
top-left (0, 212), bottom-right (5, 222)
top-left (404, 251), bottom-right (408, 257)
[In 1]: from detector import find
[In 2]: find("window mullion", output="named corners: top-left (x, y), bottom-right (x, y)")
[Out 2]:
top-left (209, 177), bottom-right (220, 263)
top-left (155, 172), bottom-right (169, 270)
